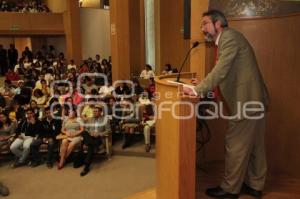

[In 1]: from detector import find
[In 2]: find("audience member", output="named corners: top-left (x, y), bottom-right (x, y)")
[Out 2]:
top-left (140, 64), bottom-right (155, 79)
top-left (0, 0), bottom-right (50, 13)
top-left (79, 106), bottom-right (110, 176)
top-left (8, 44), bottom-right (18, 70)
top-left (0, 44), bottom-right (8, 76)
top-left (0, 112), bottom-right (16, 151)
top-left (10, 108), bottom-right (43, 167)
top-left (30, 107), bottom-right (62, 168)
top-left (58, 110), bottom-right (83, 169)
top-left (5, 69), bottom-right (20, 81)
top-left (0, 42), bottom-right (157, 177)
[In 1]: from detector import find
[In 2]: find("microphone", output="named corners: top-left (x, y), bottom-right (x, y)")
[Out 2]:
top-left (176, 41), bottom-right (202, 83)
top-left (192, 41), bottom-right (200, 48)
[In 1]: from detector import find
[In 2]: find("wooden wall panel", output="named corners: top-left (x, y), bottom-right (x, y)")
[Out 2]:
top-left (31, 37), bottom-right (47, 54)
top-left (129, 0), bottom-right (145, 76)
top-left (110, 0), bottom-right (145, 81)
top-left (110, 0), bottom-right (131, 81)
top-left (228, 14), bottom-right (300, 178)
top-left (155, 0), bottom-right (190, 74)
top-left (64, 0), bottom-right (82, 65)
top-left (190, 0), bottom-right (209, 80)
top-left (14, 37), bottom-right (32, 54)
top-left (0, 13), bottom-right (64, 35)
top-left (202, 13), bottom-right (300, 178)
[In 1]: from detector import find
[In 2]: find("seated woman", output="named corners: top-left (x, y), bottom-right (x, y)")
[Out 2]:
top-left (142, 104), bottom-right (155, 152)
top-left (0, 113), bottom-right (17, 152)
top-left (72, 88), bottom-right (84, 106)
top-left (5, 69), bottom-right (20, 82)
top-left (140, 64), bottom-right (155, 79)
top-left (6, 100), bottom-right (25, 122)
top-left (121, 98), bottom-right (141, 149)
top-left (29, 100), bottom-right (41, 119)
top-left (31, 89), bottom-right (47, 107)
top-left (58, 109), bottom-right (83, 169)
top-left (132, 78), bottom-right (144, 96)
top-left (99, 81), bottom-right (114, 99)
top-left (40, 79), bottom-right (50, 98)
top-left (161, 64), bottom-right (173, 75)
top-left (0, 80), bottom-right (15, 98)
top-left (138, 89), bottom-right (151, 105)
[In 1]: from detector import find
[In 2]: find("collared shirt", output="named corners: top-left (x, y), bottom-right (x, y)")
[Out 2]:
top-left (215, 31), bottom-right (222, 46)
top-left (85, 116), bottom-right (111, 137)
top-left (81, 106), bottom-right (94, 119)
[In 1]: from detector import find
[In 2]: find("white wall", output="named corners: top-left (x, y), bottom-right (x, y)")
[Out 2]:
top-left (80, 8), bottom-right (111, 60)
top-left (145, 0), bottom-right (155, 69)
top-left (80, 0), bottom-right (101, 8)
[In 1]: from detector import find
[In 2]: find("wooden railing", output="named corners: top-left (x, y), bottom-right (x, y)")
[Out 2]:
top-left (0, 12), bottom-right (65, 35)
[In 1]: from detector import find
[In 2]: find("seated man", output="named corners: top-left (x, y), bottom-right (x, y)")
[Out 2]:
top-left (30, 107), bottom-right (62, 168)
top-left (80, 106), bottom-right (111, 176)
top-left (10, 108), bottom-right (43, 167)
top-left (80, 98), bottom-right (96, 121)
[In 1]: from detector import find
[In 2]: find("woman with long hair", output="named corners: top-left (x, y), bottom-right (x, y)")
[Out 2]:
top-left (0, 112), bottom-right (17, 151)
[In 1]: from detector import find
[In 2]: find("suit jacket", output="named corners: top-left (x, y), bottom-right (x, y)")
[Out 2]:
top-left (194, 28), bottom-right (269, 120)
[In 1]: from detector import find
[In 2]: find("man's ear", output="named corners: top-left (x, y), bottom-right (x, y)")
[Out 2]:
top-left (215, 20), bottom-right (222, 30)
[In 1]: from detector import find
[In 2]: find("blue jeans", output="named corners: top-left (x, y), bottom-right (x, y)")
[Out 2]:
top-left (10, 137), bottom-right (34, 163)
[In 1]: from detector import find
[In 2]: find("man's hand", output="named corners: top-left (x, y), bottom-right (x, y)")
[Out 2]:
top-left (191, 78), bottom-right (200, 85)
top-left (183, 86), bottom-right (197, 96)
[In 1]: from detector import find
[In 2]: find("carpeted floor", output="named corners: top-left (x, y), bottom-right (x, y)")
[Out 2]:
top-left (0, 156), bottom-right (156, 199)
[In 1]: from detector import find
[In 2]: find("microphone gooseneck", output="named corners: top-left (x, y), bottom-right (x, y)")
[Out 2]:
top-left (176, 41), bottom-right (201, 83)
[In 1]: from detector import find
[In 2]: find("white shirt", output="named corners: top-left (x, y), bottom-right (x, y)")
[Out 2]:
top-left (45, 73), bottom-right (54, 85)
top-left (140, 70), bottom-right (155, 79)
top-left (67, 64), bottom-right (77, 70)
top-left (215, 31), bottom-right (222, 46)
top-left (99, 85), bottom-right (114, 97)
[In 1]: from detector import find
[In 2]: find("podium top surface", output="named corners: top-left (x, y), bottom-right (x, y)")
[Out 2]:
top-left (154, 72), bottom-right (200, 101)
top-left (154, 72), bottom-right (195, 87)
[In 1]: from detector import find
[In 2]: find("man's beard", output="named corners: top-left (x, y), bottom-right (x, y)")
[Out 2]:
top-left (203, 32), bottom-right (214, 42)
top-left (203, 25), bottom-right (217, 42)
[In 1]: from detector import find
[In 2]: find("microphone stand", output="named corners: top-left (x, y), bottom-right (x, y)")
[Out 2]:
top-left (176, 41), bottom-right (200, 83)
top-left (176, 48), bottom-right (194, 83)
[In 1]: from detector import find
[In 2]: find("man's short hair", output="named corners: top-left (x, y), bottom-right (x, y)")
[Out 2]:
top-left (202, 9), bottom-right (228, 28)
top-left (25, 108), bottom-right (35, 116)
top-left (88, 98), bottom-right (97, 102)
top-left (94, 105), bottom-right (103, 112)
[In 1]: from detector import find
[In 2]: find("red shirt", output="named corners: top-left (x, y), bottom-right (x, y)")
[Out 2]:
top-left (5, 72), bottom-right (20, 81)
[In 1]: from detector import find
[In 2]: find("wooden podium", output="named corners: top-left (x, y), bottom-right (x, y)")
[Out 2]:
top-left (155, 73), bottom-right (198, 199)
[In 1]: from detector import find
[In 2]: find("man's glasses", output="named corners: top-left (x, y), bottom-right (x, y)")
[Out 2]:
top-left (201, 21), bottom-right (213, 28)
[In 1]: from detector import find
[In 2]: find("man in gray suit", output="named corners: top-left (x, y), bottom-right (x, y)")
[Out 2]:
top-left (184, 10), bottom-right (269, 198)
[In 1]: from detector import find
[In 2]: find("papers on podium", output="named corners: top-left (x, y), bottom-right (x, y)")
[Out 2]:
top-left (167, 80), bottom-right (198, 96)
